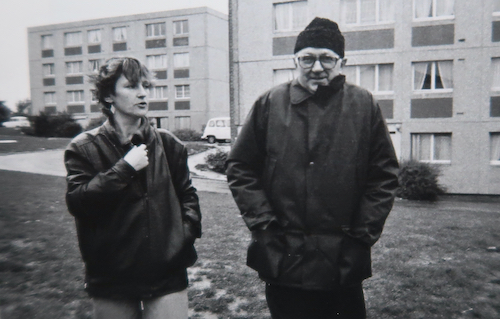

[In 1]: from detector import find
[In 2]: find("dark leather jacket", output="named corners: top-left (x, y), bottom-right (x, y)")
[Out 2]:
top-left (227, 76), bottom-right (399, 290)
top-left (65, 119), bottom-right (201, 299)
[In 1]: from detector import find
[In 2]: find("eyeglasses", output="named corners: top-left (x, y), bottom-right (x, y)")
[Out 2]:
top-left (297, 55), bottom-right (340, 70)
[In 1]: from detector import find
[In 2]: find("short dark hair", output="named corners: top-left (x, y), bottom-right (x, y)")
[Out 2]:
top-left (89, 57), bottom-right (152, 118)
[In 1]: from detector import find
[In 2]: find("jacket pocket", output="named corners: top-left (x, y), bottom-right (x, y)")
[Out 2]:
top-left (338, 235), bottom-right (372, 286)
top-left (247, 229), bottom-right (285, 279)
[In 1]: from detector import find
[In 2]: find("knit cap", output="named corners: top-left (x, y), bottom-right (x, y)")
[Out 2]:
top-left (294, 17), bottom-right (345, 57)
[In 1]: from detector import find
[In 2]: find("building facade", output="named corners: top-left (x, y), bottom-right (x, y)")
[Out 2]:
top-left (230, 0), bottom-right (500, 194)
top-left (28, 7), bottom-right (229, 132)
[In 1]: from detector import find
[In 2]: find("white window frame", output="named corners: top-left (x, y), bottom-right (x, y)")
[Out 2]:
top-left (67, 90), bottom-right (85, 104)
top-left (173, 20), bottom-right (189, 35)
top-left (44, 92), bottom-right (56, 105)
top-left (43, 63), bottom-right (55, 77)
top-left (87, 29), bottom-right (101, 44)
top-left (41, 35), bottom-right (53, 49)
top-left (412, 61), bottom-right (453, 93)
top-left (64, 31), bottom-right (82, 47)
top-left (411, 133), bottom-right (452, 164)
top-left (175, 116), bottom-right (191, 130)
top-left (490, 132), bottom-right (500, 165)
top-left (146, 54), bottom-right (167, 70)
top-left (113, 27), bottom-right (127, 42)
top-left (341, 0), bottom-right (395, 25)
top-left (146, 22), bottom-right (166, 38)
top-left (273, 1), bottom-right (309, 32)
top-left (88, 59), bottom-right (101, 73)
top-left (175, 85), bottom-right (190, 99)
top-left (492, 58), bottom-right (500, 90)
top-left (343, 63), bottom-right (394, 94)
top-left (66, 61), bottom-right (83, 75)
top-left (149, 86), bottom-right (168, 100)
top-left (173, 53), bottom-right (190, 69)
top-left (413, 0), bottom-right (455, 21)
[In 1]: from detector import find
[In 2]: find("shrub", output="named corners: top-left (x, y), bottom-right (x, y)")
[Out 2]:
top-left (205, 149), bottom-right (228, 174)
top-left (172, 129), bottom-right (202, 141)
top-left (30, 112), bottom-right (82, 138)
top-left (397, 160), bottom-right (446, 201)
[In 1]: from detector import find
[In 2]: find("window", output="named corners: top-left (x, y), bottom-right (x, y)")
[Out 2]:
top-left (67, 90), bottom-right (84, 103)
top-left (43, 64), bottom-right (55, 77)
top-left (491, 133), bottom-right (500, 165)
top-left (413, 61), bottom-right (453, 91)
top-left (173, 20), bottom-right (189, 35)
top-left (146, 23), bottom-right (166, 38)
top-left (88, 59), bottom-right (101, 73)
top-left (90, 90), bottom-right (98, 103)
top-left (146, 54), bottom-right (167, 70)
top-left (273, 69), bottom-right (296, 85)
top-left (173, 53), bottom-right (189, 68)
top-left (492, 58), bottom-right (500, 89)
top-left (274, 1), bottom-right (308, 32)
top-left (87, 29), bottom-right (101, 44)
top-left (414, 0), bottom-right (454, 19)
top-left (44, 92), bottom-right (56, 105)
top-left (175, 85), bottom-right (190, 99)
top-left (149, 86), bottom-right (168, 100)
top-left (411, 133), bottom-right (451, 164)
top-left (64, 31), bottom-right (82, 47)
top-left (66, 61), bottom-right (83, 74)
top-left (343, 64), bottom-right (393, 93)
top-left (113, 27), bottom-right (127, 42)
top-left (41, 35), bottom-right (53, 49)
top-left (341, 0), bottom-right (395, 25)
top-left (495, 0), bottom-right (500, 13)
top-left (175, 116), bottom-right (191, 129)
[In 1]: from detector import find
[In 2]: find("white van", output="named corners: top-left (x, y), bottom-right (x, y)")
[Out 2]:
top-left (202, 117), bottom-right (231, 143)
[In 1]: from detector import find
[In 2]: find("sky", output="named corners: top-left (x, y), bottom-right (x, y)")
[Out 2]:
top-left (0, 0), bottom-right (228, 111)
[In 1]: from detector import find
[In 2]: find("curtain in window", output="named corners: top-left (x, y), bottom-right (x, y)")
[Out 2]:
top-left (434, 134), bottom-right (451, 161)
top-left (44, 93), bottom-right (55, 105)
top-left (492, 59), bottom-right (500, 88)
top-left (89, 60), bottom-right (100, 72)
top-left (65, 32), bottom-right (82, 46)
top-left (175, 116), bottom-right (191, 130)
top-left (437, 61), bottom-right (453, 89)
top-left (494, 0), bottom-right (500, 12)
top-left (360, 65), bottom-right (375, 91)
top-left (88, 30), bottom-right (101, 43)
top-left (379, 0), bottom-right (395, 22)
top-left (415, 0), bottom-right (432, 18)
top-left (174, 53), bottom-right (190, 68)
top-left (113, 28), bottom-right (127, 42)
top-left (341, 0), bottom-right (357, 24)
top-left (412, 134), bottom-right (431, 161)
top-left (273, 69), bottom-right (295, 85)
top-left (274, 3), bottom-right (290, 31)
top-left (42, 36), bottom-right (52, 49)
top-left (360, 0), bottom-right (376, 24)
top-left (147, 55), bottom-right (167, 69)
top-left (491, 133), bottom-right (500, 161)
top-left (414, 62), bottom-right (430, 90)
top-left (436, 0), bottom-right (454, 16)
top-left (43, 64), bottom-right (54, 76)
top-left (292, 1), bottom-right (308, 30)
top-left (378, 64), bottom-right (393, 91)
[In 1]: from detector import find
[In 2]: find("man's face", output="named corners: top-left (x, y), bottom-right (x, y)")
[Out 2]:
top-left (295, 47), bottom-right (344, 93)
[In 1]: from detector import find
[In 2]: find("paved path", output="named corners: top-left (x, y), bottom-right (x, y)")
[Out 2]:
top-left (0, 149), bottom-right (231, 194)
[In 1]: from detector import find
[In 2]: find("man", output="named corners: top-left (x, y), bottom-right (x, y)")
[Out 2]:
top-left (226, 17), bottom-right (399, 319)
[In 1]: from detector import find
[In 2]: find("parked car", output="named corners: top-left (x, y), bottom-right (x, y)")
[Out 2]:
top-left (202, 117), bottom-right (231, 143)
top-left (2, 116), bottom-right (30, 128)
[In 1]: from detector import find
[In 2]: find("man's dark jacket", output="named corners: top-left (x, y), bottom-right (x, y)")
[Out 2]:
top-left (226, 75), bottom-right (399, 290)
top-left (65, 119), bottom-right (201, 299)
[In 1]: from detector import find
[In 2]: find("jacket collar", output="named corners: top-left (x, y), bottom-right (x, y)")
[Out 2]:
top-left (290, 74), bottom-right (346, 105)
top-left (101, 117), bottom-right (153, 147)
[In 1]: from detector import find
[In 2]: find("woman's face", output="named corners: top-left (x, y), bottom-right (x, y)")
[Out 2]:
top-left (108, 74), bottom-right (150, 119)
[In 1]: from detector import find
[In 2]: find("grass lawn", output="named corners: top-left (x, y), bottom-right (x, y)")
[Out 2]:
top-left (1, 128), bottom-right (499, 318)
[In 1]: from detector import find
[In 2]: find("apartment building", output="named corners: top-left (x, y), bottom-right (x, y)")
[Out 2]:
top-left (230, 0), bottom-right (500, 194)
top-left (28, 7), bottom-right (229, 132)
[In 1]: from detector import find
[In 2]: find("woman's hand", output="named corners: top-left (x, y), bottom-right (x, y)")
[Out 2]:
top-left (124, 144), bottom-right (149, 171)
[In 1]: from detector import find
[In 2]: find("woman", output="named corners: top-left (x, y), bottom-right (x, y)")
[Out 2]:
top-left (64, 57), bottom-right (201, 318)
